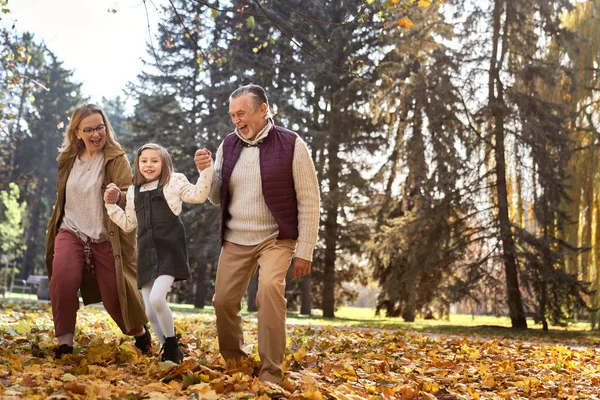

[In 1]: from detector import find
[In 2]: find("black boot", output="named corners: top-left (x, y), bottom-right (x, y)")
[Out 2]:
top-left (54, 344), bottom-right (73, 359)
top-left (134, 325), bottom-right (152, 355)
top-left (160, 336), bottom-right (184, 364)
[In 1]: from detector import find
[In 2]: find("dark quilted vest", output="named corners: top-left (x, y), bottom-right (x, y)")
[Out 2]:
top-left (220, 124), bottom-right (299, 244)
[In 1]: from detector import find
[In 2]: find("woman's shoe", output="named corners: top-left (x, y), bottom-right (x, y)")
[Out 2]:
top-left (134, 325), bottom-right (152, 354)
top-left (53, 344), bottom-right (73, 359)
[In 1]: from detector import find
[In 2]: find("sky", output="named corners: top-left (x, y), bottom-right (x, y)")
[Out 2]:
top-left (7, 0), bottom-right (165, 106)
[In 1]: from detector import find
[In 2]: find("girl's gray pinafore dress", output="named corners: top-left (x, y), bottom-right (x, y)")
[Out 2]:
top-left (134, 185), bottom-right (190, 288)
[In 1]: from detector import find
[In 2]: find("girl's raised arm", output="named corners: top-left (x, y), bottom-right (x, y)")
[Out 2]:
top-left (176, 163), bottom-right (215, 204)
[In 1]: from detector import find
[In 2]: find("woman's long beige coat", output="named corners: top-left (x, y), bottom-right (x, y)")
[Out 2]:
top-left (45, 145), bottom-right (147, 333)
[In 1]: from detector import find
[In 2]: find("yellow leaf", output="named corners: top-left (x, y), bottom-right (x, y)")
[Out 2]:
top-left (418, 0), bottom-right (432, 7)
top-left (12, 321), bottom-right (31, 334)
top-left (481, 374), bottom-right (495, 387)
top-left (478, 362), bottom-right (490, 373)
top-left (397, 384), bottom-right (419, 398)
top-left (302, 385), bottom-right (323, 400)
top-left (211, 9), bottom-right (218, 18)
top-left (421, 378), bottom-right (439, 393)
top-left (302, 373), bottom-right (317, 385)
top-left (403, 363), bottom-right (416, 373)
top-left (61, 373), bottom-right (77, 382)
top-left (118, 343), bottom-right (140, 362)
top-left (252, 47), bottom-right (259, 53)
top-left (467, 387), bottom-right (481, 399)
top-left (365, 383), bottom-right (378, 394)
top-left (188, 382), bottom-right (211, 391)
top-left (159, 360), bottom-right (178, 371)
top-left (293, 347), bottom-right (307, 362)
top-left (397, 17), bottom-right (414, 28)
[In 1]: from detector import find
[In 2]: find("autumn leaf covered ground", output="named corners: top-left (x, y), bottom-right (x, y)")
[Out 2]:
top-left (1, 300), bottom-right (600, 399)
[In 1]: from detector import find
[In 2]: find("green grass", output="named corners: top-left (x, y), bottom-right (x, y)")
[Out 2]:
top-left (1, 291), bottom-right (38, 301)
top-left (328, 306), bottom-right (600, 345)
top-left (159, 303), bottom-right (600, 342)
top-left (4, 296), bottom-right (599, 345)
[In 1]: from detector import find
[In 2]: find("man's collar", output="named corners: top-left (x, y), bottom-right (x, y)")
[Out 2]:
top-left (235, 119), bottom-right (273, 146)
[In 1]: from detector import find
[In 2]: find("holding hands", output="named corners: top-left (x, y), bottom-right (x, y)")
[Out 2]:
top-left (104, 183), bottom-right (121, 204)
top-left (194, 148), bottom-right (212, 171)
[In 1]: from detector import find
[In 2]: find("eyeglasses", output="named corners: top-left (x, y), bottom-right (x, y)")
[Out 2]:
top-left (78, 124), bottom-right (106, 135)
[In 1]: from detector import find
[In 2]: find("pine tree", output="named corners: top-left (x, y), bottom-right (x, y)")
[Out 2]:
top-left (367, 3), bottom-right (477, 320)
top-left (462, 0), bottom-right (583, 329)
top-left (1, 4), bottom-right (85, 279)
top-left (8, 35), bottom-right (83, 279)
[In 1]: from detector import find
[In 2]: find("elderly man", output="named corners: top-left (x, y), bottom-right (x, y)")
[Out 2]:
top-left (194, 84), bottom-right (320, 384)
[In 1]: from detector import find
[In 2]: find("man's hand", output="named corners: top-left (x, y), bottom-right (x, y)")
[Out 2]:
top-left (194, 148), bottom-right (212, 171)
top-left (104, 183), bottom-right (121, 204)
top-left (292, 257), bottom-right (311, 280)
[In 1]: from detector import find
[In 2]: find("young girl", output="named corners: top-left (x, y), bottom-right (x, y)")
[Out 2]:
top-left (104, 143), bottom-right (213, 363)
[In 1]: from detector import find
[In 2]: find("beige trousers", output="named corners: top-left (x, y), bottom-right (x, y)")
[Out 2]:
top-left (213, 237), bottom-right (296, 384)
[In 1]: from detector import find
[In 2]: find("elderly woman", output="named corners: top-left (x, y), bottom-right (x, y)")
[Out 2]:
top-left (45, 104), bottom-right (150, 358)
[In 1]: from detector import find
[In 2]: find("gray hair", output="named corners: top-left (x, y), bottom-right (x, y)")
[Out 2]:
top-left (229, 84), bottom-right (272, 117)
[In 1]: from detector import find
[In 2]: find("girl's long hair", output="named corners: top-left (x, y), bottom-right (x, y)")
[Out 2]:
top-left (132, 143), bottom-right (174, 187)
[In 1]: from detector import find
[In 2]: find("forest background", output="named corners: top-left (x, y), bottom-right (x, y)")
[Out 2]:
top-left (2, 0), bottom-right (600, 332)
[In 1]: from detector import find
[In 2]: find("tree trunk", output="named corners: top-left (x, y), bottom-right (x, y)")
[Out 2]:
top-left (19, 184), bottom-right (43, 280)
top-left (300, 274), bottom-right (311, 315)
top-left (581, 157), bottom-right (594, 280)
top-left (490, 0), bottom-right (527, 329)
top-left (7, 89), bottom-right (28, 181)
top-left (494, 121), bottom-right (527, 329)
top-left (514, 140), bottom-right (525, 229)
top-left (193, 263), bottom-right (206, 309)
top-left (247, 269), bottom-right (258, 312)
top-left (322, 120), bottom-right (341, 318)
top-left (402, 289), bottom-right (417, 322)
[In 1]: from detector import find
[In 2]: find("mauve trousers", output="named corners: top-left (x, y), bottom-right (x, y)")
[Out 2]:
top-left (213, 237), bottom-right (296, 384)
top-left (50, 229), bottom-right (142, 337)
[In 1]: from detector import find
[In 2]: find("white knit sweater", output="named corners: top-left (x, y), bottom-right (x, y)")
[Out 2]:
top-left (209, 122), bottom-right (320, 261)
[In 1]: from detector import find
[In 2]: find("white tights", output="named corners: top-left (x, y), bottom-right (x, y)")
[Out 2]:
top-left (141, 275), bottom-right (176, 344)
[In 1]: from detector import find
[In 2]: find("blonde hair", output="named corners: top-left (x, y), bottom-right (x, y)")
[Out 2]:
top-left (132, 143), bottom-right (174, 187)
top-left (60, 104), bottom-right (123, 154)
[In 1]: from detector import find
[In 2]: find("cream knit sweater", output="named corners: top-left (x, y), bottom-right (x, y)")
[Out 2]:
top-left (60, 153), bottom-right (107, 242)
top-left (209, 121), bottom-right (320, 261)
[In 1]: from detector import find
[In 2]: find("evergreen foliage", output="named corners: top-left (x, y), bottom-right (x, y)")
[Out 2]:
top-left (2, 0), bottom-right (600, 330)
